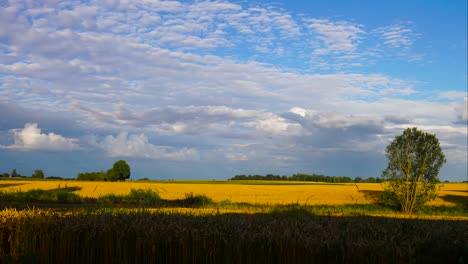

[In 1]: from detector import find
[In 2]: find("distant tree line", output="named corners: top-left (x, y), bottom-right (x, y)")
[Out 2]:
top-left (77, 160), bottom-right (131, 182)
top-left (229, 173), bottom-right (384, 183)
top-left (0, 168), bottom-right (49, 179)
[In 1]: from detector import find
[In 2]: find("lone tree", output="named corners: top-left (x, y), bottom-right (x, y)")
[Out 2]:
top-left (381, 127), bottom-right (446, 213)
top-left (108, 160), bottom-right (131, 181)
top-left (32, 169), bottom-right (45, 179)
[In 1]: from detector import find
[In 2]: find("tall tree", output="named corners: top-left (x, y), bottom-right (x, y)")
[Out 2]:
top-left (381, 127), bottom-right (446, 213)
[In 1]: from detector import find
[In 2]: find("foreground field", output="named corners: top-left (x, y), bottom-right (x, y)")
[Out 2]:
top-left (0, 180), bottom-right (467, 262)
top-left (1, 180), bottom-right (466, 207)
top-left (1, 208), bottom-right (467, 263)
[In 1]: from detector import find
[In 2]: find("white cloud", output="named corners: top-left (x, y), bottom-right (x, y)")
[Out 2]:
top-left (73, 104), bottom-right (261, 134)
top-left (245, 113), bottom-right (302, 136)
top-left (304, 18), bottom-right (364, 55)
top-left (456, 98), bottom-right (468, 122)
top-left (4, 123), bottom-right (80, 151)
top-left (374, 24), bottom-right (419, 49)
top-left (99, 132), bottom-right (198, 160)
top-left (224, 152), bottom-right (249, 161)
top-left (439, 91), bottom-right (467, 100)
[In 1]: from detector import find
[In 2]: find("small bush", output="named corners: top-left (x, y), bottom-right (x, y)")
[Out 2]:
top-left (98, 189), bottom-right (161, 207)
top-left (126, 189), bottom-right (161, 206)
top-left (182, 193), bottom-right (213, 208)
top-left (218, 199), bottom-right (236, 207)
top-left (53, 189), bottom-right (81, 203)
top-left (98, 193), bottom-right (125, 205)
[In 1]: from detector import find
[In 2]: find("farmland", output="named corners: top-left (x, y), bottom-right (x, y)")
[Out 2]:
top-left (0, 179), bottom-right (467, 262)
top-left (0, 179), bottom-right (466, 207)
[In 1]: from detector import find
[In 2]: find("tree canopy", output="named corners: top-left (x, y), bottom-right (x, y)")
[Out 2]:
top-left (381, 127), bottom-right (446, 213)
top-left (108, 160), bottom-right (131, 182)
top-left (32, 169), bottom-right (45, 179)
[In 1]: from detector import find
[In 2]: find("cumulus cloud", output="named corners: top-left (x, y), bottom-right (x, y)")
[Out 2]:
top-left (4, 123), bottom-right (80, 151)
top-left (245, 113), bottom-right (302, 136)
top-left (98, 132), bottom-right (198, 160)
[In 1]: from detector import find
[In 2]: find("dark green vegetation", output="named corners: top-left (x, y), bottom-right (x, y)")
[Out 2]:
top-left (77, 160), bottom-right (131, 181)
top-left (108, 160), bottom-right (131, 181)
top-left (76, 170), bottom-right (108, 181)
top-left (31, 170), bottom-right (44, 179)
top-left (1, 168), bottom-right (43, 179)
top-left (0, 169), bottom-right (65, 180)
top-left (230, 174), bottom-right (383, 183)
top-left (148, 180), bottom-right (349, 185)
top-left (382, 128), bottom-right (446, 213)
top-left (0, 188), bottom-right (213, 209)
top-left (0, 209), bottom-right (467, 263)
top-left (0, 188), bottom-right (83, 204)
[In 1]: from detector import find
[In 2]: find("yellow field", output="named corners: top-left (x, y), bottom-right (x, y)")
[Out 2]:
top-left (0, 180), bottom-right (466, 207)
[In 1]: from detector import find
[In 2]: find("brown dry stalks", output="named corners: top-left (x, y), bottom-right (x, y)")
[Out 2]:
top-left (0, 208), bottom-right (467, 263)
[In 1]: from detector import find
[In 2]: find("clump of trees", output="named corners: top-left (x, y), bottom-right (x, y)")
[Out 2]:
top-left (77, 171), bottom-right (109, 181)
top-left (380, 128), bottom-right (446, 213)
top-left (0, 168), bottom-right (46, 179)
top-left (230, 174), bottom-right (382, 183)
top-left (77, 160), bottom-right (131, 182)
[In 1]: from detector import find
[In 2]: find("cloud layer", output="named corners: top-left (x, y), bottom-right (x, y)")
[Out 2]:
top-left (0, 0), bottom-right (466, 180)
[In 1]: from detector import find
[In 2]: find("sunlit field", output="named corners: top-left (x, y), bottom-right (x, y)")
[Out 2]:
top-left (1, 179), bottom-right (467, 262)
top-left (1, 179), bottom-right (466, 207)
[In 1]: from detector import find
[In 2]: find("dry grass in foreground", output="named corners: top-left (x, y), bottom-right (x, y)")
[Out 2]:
top-left (0, 208), bottom-right (467, 264)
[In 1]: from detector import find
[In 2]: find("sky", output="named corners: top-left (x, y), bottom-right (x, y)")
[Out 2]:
top-left (0, 0), bottom-right (466, 181)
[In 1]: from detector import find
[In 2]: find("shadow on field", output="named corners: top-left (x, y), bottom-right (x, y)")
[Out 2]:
top-left (1, 207), bottom-right (467, 264)
top-left (47, 186), bottom-right (82, 192)
top-left (440, 194), bottom-right (468, 208)
top-left (0, 183), bottom-right (26, 189)
top-left (360, 190), bottom-right (383, 202)
top-left (446, 190), bottom-right (468, 193)
top-left (0, 187), bottom-right (85, 207)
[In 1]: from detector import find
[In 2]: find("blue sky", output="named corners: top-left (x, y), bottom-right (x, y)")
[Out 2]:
top-left (0, 0), bottom-right (466, 181)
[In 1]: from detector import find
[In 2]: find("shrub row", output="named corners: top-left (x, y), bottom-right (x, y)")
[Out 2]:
top-left (0, 189), bottom-right (213, 208)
